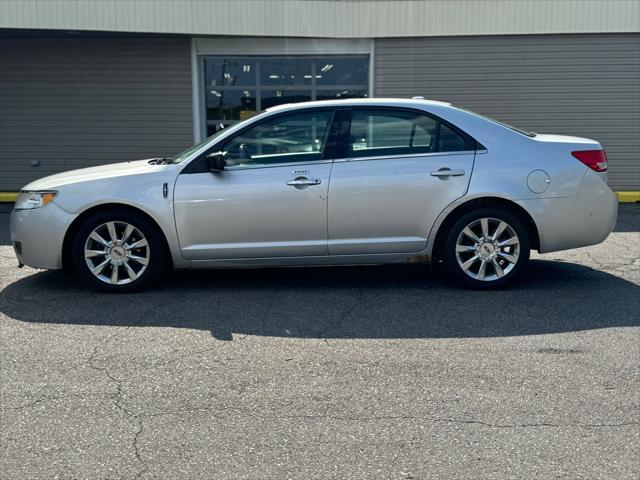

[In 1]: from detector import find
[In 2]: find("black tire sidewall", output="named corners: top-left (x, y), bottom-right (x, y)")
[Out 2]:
top-left (444, 208), bottom-right (530, 289)
top-left (71, 210), bottom-right (165, 292)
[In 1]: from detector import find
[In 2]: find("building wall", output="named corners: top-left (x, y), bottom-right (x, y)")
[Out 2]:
top-left (1, 32), bottom-right (639, 192)
top-left (1, 0), bottom-right (638, 39)
top-left (0, 37), bottom-right (193, 190)
top-left (374, 33), bottom-right (640, 191)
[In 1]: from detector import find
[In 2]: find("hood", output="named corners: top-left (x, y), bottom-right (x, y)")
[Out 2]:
top-left (21, 159), bottom-right (169, 190)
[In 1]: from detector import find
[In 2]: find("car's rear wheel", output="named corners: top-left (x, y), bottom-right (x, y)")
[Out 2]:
top-left (72, 210), bottom-right (166, 292)
top-left (444, 208), bottom-right (530, 289)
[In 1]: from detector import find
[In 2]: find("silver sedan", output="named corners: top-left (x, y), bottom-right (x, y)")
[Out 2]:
top-left (10, 98), bottom-right (618, 291)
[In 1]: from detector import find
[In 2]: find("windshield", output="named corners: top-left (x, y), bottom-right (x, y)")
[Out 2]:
top-left (458, 107), bottom-right (537, 138)
top-left (169, 131), bottom-right (224, 164)
top-left (168, 120), bottom-right (246, 164)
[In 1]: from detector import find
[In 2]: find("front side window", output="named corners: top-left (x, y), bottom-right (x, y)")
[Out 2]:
top-left (347, 109), bottom-right (473, 158)
top-left (222, 110), bottom-right (333, 168)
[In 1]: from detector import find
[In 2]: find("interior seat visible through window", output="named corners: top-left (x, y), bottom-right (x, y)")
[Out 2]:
top-left (347, 109), bottom-right (474, 158)
top-left (221, 110), bottom-right (334, 167)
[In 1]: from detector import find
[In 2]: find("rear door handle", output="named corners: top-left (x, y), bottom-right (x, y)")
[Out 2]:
top-left (430, 168), bottom-right (466, 178)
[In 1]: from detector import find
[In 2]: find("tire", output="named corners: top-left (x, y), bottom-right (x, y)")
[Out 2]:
top-left (443, 208), bottom-right (530, 289)
top-left (71, 210), bottom-right (166, 292)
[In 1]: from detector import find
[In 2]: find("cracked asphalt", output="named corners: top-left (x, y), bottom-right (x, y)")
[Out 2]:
top-left (0, 204), bottom-right (639, 479)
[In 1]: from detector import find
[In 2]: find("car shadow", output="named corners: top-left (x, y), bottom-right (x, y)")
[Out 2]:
top-left (613, 204), bottom-right (640, 232)
top-left (1, 260), bottom-right (638, 340)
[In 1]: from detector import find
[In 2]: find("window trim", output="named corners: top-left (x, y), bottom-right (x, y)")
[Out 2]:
top-left (182, 107), bottom-right (340, 174)
top-left (335, 106), bottom-right (484, 160)
top-left (225, 158), bottom-right (334, 172)
top-left (332, 150), bottom-right (475, 163)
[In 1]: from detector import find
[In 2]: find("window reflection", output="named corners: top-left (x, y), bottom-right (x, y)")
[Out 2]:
top-left (206, 59), bottom-right (256, 87)
top-left (206, 89), bottom-right (256, 121)
top-left (260, 58), bottom-right (313, 86)
top-left (315, 58), bottom-right (368, 85)
top-left (262, 90), bottom-right (312, 110)
top-left (203, 56), bottom-right (369, 137)
top-left (316, 89), bottom-right (368, 100)
top-left (222, 111), bottom-right (333, 167)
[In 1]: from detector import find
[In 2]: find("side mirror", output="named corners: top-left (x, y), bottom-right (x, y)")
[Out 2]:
top-left (206, 151), bottom-right (227, 172)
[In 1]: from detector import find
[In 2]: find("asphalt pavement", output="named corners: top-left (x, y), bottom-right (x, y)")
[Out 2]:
top-left (1, 204), bottom-right (639, 479)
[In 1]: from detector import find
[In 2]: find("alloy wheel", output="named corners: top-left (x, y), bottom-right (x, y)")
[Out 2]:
top-left (83, 221), bottom-right (150, 285)
top-left (455, 217), bottom-right (520, 282)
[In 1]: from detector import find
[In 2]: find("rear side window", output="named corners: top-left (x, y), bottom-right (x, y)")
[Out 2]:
top-left (347, 109), bottom-right (474, 158)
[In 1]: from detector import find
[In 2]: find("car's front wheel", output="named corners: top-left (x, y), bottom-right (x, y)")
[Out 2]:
top-left (71, 210), bottom-right (166, 292)
top-left (444, 208), bottom-right (530, 289)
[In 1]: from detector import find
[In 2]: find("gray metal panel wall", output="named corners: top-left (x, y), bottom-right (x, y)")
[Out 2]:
top-left (374, 34), bottom-right (640, 191)
top-left (0, 37), bottom-right (193, 191)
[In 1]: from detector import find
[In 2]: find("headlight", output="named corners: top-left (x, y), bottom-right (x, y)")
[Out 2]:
top-left (14, 191), bottom-right (58, 210)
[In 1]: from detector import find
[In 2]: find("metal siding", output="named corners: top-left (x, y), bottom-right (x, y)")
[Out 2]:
top-left (0, 0), bottom-right (638, 38)
top-left (374, 33), bottom-right (640, 191)
top-left (0, 37), bottom-right (193, 191)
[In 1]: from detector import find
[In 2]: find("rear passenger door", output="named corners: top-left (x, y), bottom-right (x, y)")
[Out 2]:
top-left (327, 108), bottom-right (476, 255)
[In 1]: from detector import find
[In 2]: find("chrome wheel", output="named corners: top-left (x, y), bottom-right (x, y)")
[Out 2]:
top-left (83, 221), bottom-right (150, 285)
top-left (455, 217), bottom-right (520, 282)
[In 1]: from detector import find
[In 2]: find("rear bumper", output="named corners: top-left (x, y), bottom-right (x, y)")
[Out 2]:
top-left (10, 202), bottom-right (75, 269)
top-left (519, 170), bottom-right (618, 254)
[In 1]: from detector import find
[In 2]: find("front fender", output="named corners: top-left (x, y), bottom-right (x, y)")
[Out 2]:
top-left (54, 172), bottom-right (189, 269)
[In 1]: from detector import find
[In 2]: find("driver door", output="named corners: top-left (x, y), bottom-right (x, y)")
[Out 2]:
top-left (174, 109), bottom-right (336, 260)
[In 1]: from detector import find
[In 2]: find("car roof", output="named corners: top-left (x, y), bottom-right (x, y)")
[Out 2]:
top-left (265, 97), bottom-right (452, 113)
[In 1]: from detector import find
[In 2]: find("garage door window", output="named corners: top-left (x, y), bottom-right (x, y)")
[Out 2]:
top-left (203, 56), bottom-right (369, 136)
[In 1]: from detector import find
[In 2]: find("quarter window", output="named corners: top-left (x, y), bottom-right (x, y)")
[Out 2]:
top-left (438, 123), bottom-right (468, 152)
top-left (222, 111), bottom-right (333, 168)
top-left (347, 109), bottom-right (473, 158)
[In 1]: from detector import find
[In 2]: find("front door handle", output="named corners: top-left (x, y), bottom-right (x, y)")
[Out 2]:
top-left (286, 176), bottom-right (322, 189)
top-left (430, 168), bottom-right (466, 178)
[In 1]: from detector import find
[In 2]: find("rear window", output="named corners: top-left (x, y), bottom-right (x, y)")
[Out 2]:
top-left (458, 107), bottom-right (537, 138)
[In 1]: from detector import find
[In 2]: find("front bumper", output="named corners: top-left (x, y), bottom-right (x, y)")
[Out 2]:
top-left (519, 170), bottom-right (618, 254)
top-left (10, 202), bottom-right (76, 269)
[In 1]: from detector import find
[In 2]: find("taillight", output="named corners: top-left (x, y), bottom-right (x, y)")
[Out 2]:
top-left (571, 150), bottom-right (608, 172)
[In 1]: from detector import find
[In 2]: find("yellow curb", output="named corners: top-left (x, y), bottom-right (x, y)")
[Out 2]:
top-left (0, 192), bottom-right (18, 202)
top-left (615, 191), bottom-right (640, 203)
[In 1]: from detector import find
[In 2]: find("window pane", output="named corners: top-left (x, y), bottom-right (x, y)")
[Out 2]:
top-left (200, 55), bottom-right (372, 141)
top-left (348, 110), bottom-right (437, 158)
top-left (222, 111), bottom-right (333, 167)
top-left (316, 89), bottom-right (368, 100)
top-left (315, 58), bottom-right (368, 85)
top-left (260, 58), bottom-right (313, 86)
top-left (206, 89), bottom-right (256, 122)
top-left (261, 90), bottom-right (312, 109)
top-left (205, 58), bottom-right (256, 87)
top-left (438, 123), bottom-right (469, 152)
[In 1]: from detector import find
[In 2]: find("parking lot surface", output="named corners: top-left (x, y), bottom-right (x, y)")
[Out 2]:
top-left (1, 204), bottom-right (639, 479)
